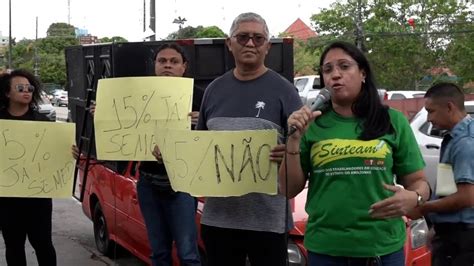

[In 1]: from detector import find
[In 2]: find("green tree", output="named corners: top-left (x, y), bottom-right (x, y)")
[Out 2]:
top-left (196, 26), bottom-right (226, 38)
top-left (99, 36), bottom-right (128, 43)
top-left (167, 26), bottom-right (202, 39)
top-left (8, 23), bottom-right (80, 86)
top-left (36, 36), bottom-right (79, 85)
top-left (46, 23), bottom-right (76, 37)
top-left (445, 12), bottom-right (474, 89)
top-left (309, 0), bottom-right (473, 90)
top-left (10, 39), bottom-right (35, 69)
top-left (166, 25), bottom-right (226, 39)
top-left (293, 39), bottom-right (320, 76)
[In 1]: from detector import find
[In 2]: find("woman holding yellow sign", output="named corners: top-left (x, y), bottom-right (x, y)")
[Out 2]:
top-left (0, 69), bottom-right (57, 266)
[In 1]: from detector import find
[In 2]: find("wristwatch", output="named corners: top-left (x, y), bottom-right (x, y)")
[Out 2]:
top-left (415, 191), bottom-right (425, 207)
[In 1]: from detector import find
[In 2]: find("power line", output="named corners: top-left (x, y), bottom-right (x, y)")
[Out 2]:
top-left (365, 29), bottom-right (474, 37)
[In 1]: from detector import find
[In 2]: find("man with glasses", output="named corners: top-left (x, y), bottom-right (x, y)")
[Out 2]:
top-left (196, 12), bottom-right (302, 266)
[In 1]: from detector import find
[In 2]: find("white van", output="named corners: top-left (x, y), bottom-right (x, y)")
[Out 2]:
top-left (387, 90), bottom-right (426, 100)
top-left (294, 75), bottom-right (322, 107)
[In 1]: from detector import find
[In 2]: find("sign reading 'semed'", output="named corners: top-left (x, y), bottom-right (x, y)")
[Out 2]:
top-left (94, 77), bottom-right (193, 161)
top-left (0, 120), bottom-right (76, 198)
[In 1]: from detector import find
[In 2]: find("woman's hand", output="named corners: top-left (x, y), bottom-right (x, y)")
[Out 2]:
top-left (188, 111), bottom-right (199, 126)
top-left (369, 184), bottom-right (418, 219)
top-left (287, 106), bottom-right (321, 139)
top-left (152, 145), bottom-right (163, 164)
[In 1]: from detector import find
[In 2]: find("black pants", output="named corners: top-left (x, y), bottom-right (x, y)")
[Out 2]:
top-left (0, 198), bottom-right (57, 266)
top-left (432, 223), bottom-right (474, 266)
top-left (201, 224), bottom-right (287, 266)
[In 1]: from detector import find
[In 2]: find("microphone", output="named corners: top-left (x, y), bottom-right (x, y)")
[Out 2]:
top-left (288, 88), bottom-right (331, 136)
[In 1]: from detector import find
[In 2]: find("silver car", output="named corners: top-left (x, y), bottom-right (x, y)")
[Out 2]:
top-left (52, 90), bottom-right (68, 106)
top-left (410, 101), bottom-right (474, 188)
top-left (294, 75), bottom-right (322, 107)
top-left (37, 93), bottom-right (57, 121)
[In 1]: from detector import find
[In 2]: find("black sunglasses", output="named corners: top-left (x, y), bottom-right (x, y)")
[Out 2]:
top-left (15, 84), bottom-right (35, 93)
top-left (233, 33), bottom-right (267, 47)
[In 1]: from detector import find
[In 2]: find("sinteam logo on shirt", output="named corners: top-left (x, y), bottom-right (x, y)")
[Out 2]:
top-left (255, 101), bottom-right (266, 117)
top-left (311, 139), bottom-right (390, 167)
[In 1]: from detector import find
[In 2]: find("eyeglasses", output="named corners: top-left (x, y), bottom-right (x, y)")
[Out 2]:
top-left (15, 84), bottom-right (35, 93)
top-left (321, 61), bottom-right (358, 75)
top-left (233, 33), bottom-right (267, 47)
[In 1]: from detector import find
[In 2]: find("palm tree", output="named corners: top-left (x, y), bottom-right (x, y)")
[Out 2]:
top-left (255, 101), bottom-right (265, 117)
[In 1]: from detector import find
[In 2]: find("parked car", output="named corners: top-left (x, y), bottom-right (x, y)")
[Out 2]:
top-left (387, 90), bottom-right (426, 100)
top-left (409, 100), bottom-right (474, 188)
top-left (52, 90), bottom-right (68, 106)
top-left (78, 161), bottom-right (202, 265)
top-left (294, 75), bottom-right (322, 107)
top-left (77, 159), bottom-right (432, 265)
top-left (37, 93), bottom-right (56, 121)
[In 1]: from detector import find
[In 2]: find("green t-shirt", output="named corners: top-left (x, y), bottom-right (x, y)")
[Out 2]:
top-left (300, 108), bottom-right (425, 257)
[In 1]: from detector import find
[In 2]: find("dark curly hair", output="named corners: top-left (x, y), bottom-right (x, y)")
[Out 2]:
top-left (0, 69), bottom-right (43, 109)
top-left (318, 41), bottom-right (393, 140)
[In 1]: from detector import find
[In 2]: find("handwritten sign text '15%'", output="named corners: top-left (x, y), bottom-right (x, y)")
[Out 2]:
top-left (94, 77), bottom-right (193, 161)
top-left (156, 129), bottom-right (278, 197)
top-left (0, 120), bottom-right (76, 198)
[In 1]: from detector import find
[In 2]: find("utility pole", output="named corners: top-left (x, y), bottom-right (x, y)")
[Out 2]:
top-left (67, 0), bottom-right (71, 24)
top-left (143, 0), bottom-right (146, 32)
top-left (149, 0), bottom-right (156, 41)
top-left (8, 0), bottom-right (12, 69)
top-left (354, 0), bottom-right (365, 51)
top-left (34, 17), bottom-right (39, 77)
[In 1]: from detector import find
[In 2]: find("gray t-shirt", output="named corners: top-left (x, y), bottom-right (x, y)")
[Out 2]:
top-left (197, 69), bottom-right (302, 233)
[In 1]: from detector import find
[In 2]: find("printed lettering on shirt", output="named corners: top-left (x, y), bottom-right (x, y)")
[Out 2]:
top-left (312, 139), bottom-right (389, 166)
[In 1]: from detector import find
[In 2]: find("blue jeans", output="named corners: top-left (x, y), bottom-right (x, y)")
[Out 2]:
top-left (137, 174), bottom-right (201, 266)
top-left (308, 249), bottom-right (404, 266)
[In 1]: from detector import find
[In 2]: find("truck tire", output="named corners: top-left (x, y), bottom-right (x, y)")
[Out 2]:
top-left (93, 202), bottom-right (114, 256)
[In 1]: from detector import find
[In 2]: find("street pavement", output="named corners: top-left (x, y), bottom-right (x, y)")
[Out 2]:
top-left (0, 198), bottom-right (113, 265)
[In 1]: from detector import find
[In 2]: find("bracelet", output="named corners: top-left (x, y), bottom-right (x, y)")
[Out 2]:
top-left (286, 150), bottom-right (300, 155)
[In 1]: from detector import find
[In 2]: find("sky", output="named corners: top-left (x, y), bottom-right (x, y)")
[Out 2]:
top-left (0, 0), bottom-right (333, 41)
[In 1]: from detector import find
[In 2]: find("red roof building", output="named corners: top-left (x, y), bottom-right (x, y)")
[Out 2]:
top-left (283, 18), bottom-right (317, 41)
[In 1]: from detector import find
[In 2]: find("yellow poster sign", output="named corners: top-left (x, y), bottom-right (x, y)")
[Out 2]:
top-left (155, 129), bottom-right (278, 197)
top-left (0, 120), bottom-right (76, 198)
top-left (94, 77), bottom-right (193, 161)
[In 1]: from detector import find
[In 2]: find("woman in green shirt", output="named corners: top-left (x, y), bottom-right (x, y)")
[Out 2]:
top-left (279, 41), bottom-right (431, 266)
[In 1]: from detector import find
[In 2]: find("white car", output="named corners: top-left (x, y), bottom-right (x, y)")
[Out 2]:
top-left (37, 93), bottom-right (57, 121)
top-left (52, 90), bottom-right (68, 106)
top-left (387, 90), bottom-right (426, 100)
top-left (294, 75), bottom-right (322, 107)
top-left (410, 101), bottom-right (474, 188)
